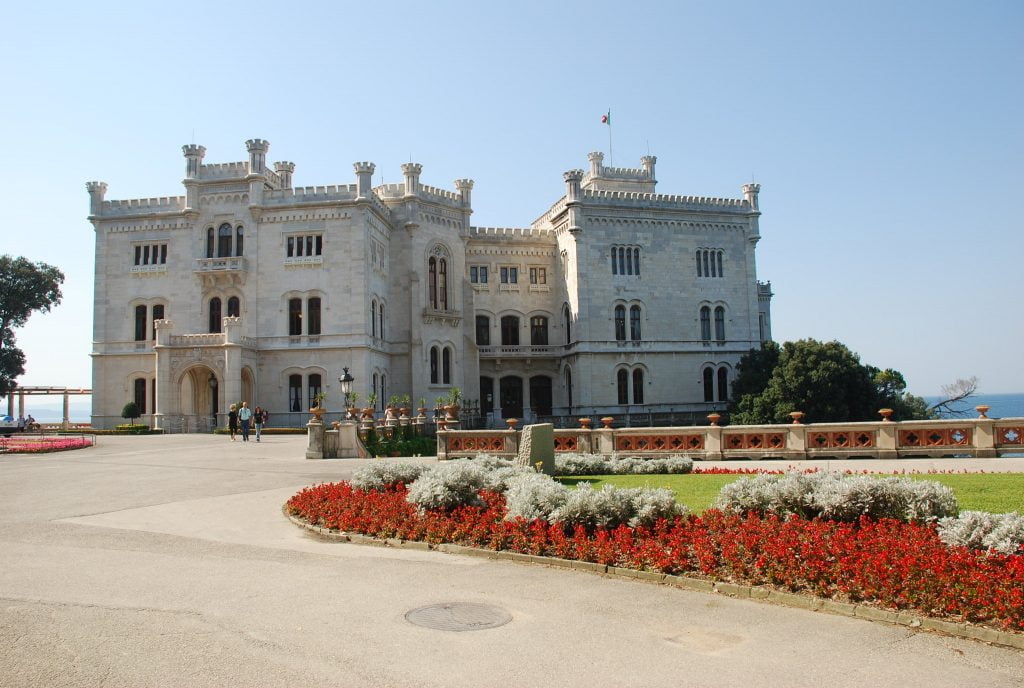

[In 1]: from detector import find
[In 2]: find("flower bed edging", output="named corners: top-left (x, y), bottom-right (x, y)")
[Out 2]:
top-left (282, 507), bottom-right (1024, 651)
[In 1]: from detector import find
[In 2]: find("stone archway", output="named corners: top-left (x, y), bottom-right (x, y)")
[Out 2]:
top-left (241, 367), bottom-right (254, 406)
top-left (178, 365), bottom-right (219, 432)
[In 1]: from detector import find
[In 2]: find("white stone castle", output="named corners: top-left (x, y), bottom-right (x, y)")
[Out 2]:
top-left (87, 139), bottom-right (772, 430)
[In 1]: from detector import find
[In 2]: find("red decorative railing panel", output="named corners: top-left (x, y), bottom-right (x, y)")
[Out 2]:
top-left (808, 430), bottom-right (876, 449)
top-left (723, 433), bottom-right (786, 451)
top-left (615, 434), bottom-right (705, 452)
top-left (448, 435), bottom-right (507, 452)
top-left (898, 428), bottom-right (971, 448)
top-left (995, 426), bottom-right (1024, 447)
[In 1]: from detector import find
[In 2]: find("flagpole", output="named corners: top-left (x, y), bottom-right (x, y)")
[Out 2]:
top-left (607, 109), bottom-right (613, 167)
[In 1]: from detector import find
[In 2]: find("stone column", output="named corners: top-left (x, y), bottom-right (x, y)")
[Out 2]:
top-left (306, 418), bottom-right (324, 460)
top-left (62, 392), bottom-right (70, 431)
top-left (337, 421), bottom-right (361, 459)
top-left (18, 390), bottom-right (25, 419)
top-left (704, 425), bottom-right (724, 461)
top-left (153, 319), bottom-right (173, 431)
top-left (876, 422), bottom-right (898, 460)
top-left (973, 417), bottom-right (997, 458)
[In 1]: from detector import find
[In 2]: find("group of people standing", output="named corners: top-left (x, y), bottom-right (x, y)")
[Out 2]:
top-left (226, 402), bottom-right (268, 442)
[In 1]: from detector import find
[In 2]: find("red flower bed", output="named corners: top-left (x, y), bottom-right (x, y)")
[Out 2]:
top-left (0, 436), bottom-right (94, 453)
top-left (287, 482), bottom-right (1024, 631)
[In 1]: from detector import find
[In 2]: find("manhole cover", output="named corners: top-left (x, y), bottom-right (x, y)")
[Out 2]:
top-left (405, 602), bottom-right (512, 632)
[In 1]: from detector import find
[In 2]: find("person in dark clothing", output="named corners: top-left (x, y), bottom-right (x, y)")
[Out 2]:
top-left (228, 404), bottom-right (238, 441)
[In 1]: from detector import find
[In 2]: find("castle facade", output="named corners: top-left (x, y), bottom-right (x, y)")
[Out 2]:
top-left (87, 139), bottom-right (771, 430)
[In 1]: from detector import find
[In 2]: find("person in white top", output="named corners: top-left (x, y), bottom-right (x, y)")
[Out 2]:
top-left (238, 402), bottom-right (253, 442)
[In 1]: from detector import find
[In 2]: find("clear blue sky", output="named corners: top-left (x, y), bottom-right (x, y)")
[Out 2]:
top-left (1, 0), bottom-right (1021, 396)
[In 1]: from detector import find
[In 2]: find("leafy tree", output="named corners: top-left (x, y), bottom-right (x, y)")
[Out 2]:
top-left (729, 339), bottom-right (924, 424)
top-left (121, 402), bottom-right (140, 423)
top-left (0, 256), bottom-right (64, 397)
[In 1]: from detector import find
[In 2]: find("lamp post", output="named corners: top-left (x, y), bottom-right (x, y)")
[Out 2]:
top-left (338, 367), bottom-right (354, 410)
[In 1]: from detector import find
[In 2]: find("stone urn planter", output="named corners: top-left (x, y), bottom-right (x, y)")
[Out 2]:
top-left (707, 412), bottom-right (721, 427)
top-left (578, 418), bottom-right (592, 429)
top-left (505, 418), bottom-right (518, 430)
top-left (976, 405), bottom-right (990, 419)
top-left (309, 406), bottom-right (325, 423)
top-left (789, 411), bottom-right (805, 424)
top-left (878, 408), bottom-right (894, 422)
top-left (600, 416), bottom-right (614, 428)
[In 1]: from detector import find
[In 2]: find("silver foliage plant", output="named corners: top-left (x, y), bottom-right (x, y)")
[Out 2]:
top-left (404, 461), bottom-right (490, 510)
top-left (554, 453), bottom-right (694, 476)
top-left (937, 511), bottom-right (1024, 555)
top-left (714, 471), bottom-right (958, 522)
top-left (350, 462), bottom-right (429, 492)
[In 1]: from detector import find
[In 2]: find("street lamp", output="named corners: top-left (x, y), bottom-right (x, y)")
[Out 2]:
top-left (338, 367), bottom-right (354, 409)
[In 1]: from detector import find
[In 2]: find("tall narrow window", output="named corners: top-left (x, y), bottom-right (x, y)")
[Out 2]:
top-left (717, 367), bottom-right (729, 402)
top-left (703, 368), bottom-right (714, 402)
top-left (614, 305), bottom-right (626, 341)
top-left (288, 298), bottom-right (302, 336)
top-left (143, 245), bottom-right (151, 265)
top-left (618, 247), bottom-right (626, 275)
top-left (308, 374), bottom-right (322, 408)
top-left (442, 348), bottom-right (451, 385)
top-left (428, 257), bottom-right (437, 309)
top-left (617, 369), bottom-right (628, 405)
top-left (710, 251), bottom-right (717, 277)
top-left (151, 304), bottom-right (164, 340)
top-left (611, 247), bottom-right (617, 275)
top-left (702, 250), bottom-right (710, 278)
top-left (476, 315), bottom-right (490, 346)
top-left (439, 258), bottom-right (448, 310)
top-left (289, 374), bottom-right (302, 412)
top-left (563, 305), bottom-right (571, 344)
top-left (696, 250), bottom-right (702, 277)
top-left (632, 368), bottom-right (644, 404)
top-left (565, 367), bottom-right (573, 409)
top-left (381, 374), bottom-right (386, 409)
top-left (371, 301), bottom-right (377, 337)
top-left (227, 296), bottom-right (240, 318)
top-left (134, 305), bottom-right (147, 341)
top-left (633, 248), bottom-right (640, 276)
top-left (209, 298), bottom-right (222, 333)
top-left (530, 316), bottom-right (548, 345)
top-left (700, 306), bottom-right (711, 342)
top-left (160, 244), bottom-right (167, 264)
top-left (714, 306), bottom-right (725, 342)
top-left (235, 226), bottom-right (244, 256)
top-left (134, 378), bottom-right (147, 415)
top-left (305, 236), bottom-right (313, 256)
top-left (379, 304), bottom-right (385, 340)
top-left (207, 228), bottom-right (214, 258)
top-left (501, 316), bottom-right (520, 346)
top-left (217, 223), bottom-right (232, 258)
top-left (287, 237), bottom-right (295, 257)
top-left (717, 251), bottom-right (723, 278)
top-left (430, 347), bottom-right (438, 384)
top-left (629, 305), bottom-right (641, 341)
top-left (372, 373), bottom-right (378, 399)
top-left (308, 297), bottom-right (321, 335)
top-left (135, 245), bottom-right (142, 265)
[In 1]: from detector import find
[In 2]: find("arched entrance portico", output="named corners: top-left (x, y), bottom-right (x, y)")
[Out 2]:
top-left (177, 365), bottom-right (219, 432)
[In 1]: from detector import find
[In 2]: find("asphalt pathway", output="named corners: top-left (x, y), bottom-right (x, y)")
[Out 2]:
top-left (0, 435), bottom-right (1021, 687)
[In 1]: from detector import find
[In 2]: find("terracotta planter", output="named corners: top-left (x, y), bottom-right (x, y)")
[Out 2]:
top-left (790, 411), bottom-right (805, 424)
top-left (309, 407), bottom-right (325, 422)
top-left (506, 418), bottom-right (518, 430)
top-left (362, 407), bottom-right (375, 419)
top-left (878, 408), bottom-right (894, 422)
top-left (578, 418), bottom-right (592, 429)
top-left (600, 416), bottom-right (614, 429)
top-left (976, 405), bottom-right (990, 419)
top-left (707, 412), bottom-right (721, 427)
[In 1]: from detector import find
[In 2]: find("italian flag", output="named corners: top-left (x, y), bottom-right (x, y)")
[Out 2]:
top-left (601, 111), bottom-right (611, 125)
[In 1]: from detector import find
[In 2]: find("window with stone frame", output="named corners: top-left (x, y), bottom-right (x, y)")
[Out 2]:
top-left (700, 306), bottom-right (711, 342)
top-left (134, 305), bottom-right (147, 342)
top-left (501, 316), bottom-right (520, 346)
top-left (430, 347), bottom-right (439, 384)
top-left (703, 367), bottom-right (715, 402)
top-left (134, 378), bottom-right (147, 415)
top-left (308, 374), bottom-right (322, 409)
top-left (614, 305), bottom-right (626, 341)
top-left (629, 305), bottom-right (642, 341)
top-left (442, 347), bottom-right (452, 385)
top-left (151, 304), bottom-right (164, 340)
top-left (611, 245), bottom-right (641, 276)
top-left (500, 266), bottom-right (518, 284)
top-left (476, 315), bottom-right (490, 346)
top-left (288, 374), bottom-right (302, 412)
top-left (209, 298), bottom-right (222, 334)
top-left (529, 267), bottom-right (546, 285)
top-left (470, 265), bottom-right (489, 284)
top-left (696, 249), bottom-right (724, 278)
top-left (714, 306), bottom-right (726, 342)
top-left (308, 297), bottom-right (321, 336)
top-left (288, 298), bottom-right (302, 336)
top-left (632, 368), bottom-right (644, 404)
top-left (617, 369), bottom-right (629, 404)
top-left (530, 316), bottom-right (548, 345)
top-left (133, 243), bottom-right (168, 268)
top-left (285, 233), bottom-right (324, 262)
top-left (227, 296), bottom-right (240, 318)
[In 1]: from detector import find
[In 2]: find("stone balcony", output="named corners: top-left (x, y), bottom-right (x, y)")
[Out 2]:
top-left (477, 344), bottom-right (561, 359)
top-left (194, 256), bottom-right (248, 287)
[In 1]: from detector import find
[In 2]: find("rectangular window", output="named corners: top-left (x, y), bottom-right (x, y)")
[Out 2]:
top-left (160, 244), bottom-right (167, 264)
top-left (315, 235), bottom-right (323, 255)
top-left (285, 234), bottom-right (324, 262)
top-left (500, 266), bottom-right (518, 284)
top-left (470, 265), bottom-right (489, 284)
top-left (470, 266), bottom-right (477, 283)
top-left (529, 267), bottom-right (546, 285)
top-left (287, 237), bottom-right (294, 257)
top-left (134, 246), bottom-right (141, 265)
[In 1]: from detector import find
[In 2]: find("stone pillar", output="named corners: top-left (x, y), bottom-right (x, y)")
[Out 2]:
top-left (18, 390), bottom-right (25, 419)
top-left (515, 423), bottom-right (555, 474)
top-left (401, 162), bottom-right (422, 197)
top-left (62, 392), bottom-right (70, 431)
top-left (593, 427), bottom-right (614, 456)
top-left (86, 181), bottom-right (107, 217)
top-left (973, 417), bottom-right (997, 458)
top-left (704, 425), bottom-right (724, 461)
top-left (153, 319), bottom-right (173, 431)
top-left (336, 421), bottom-right (361, 458)
top-left (354, 162), bottom-right (376, 198)
top-left (563, 170), bottom-right (584, 234)
top-left (6, 394), bottom-right (12, 417)
top-left (786, 423), bottom-right (808, 460)
top-left (742, 183), bottom-right (761, 211)
top-left (274, 161), bottom-right (295, 189)
top-left (306, 418), bottom-right (324, 460)
top-left (640, 155), bottom-right (657, 181)
top-left (876, 421), bottom-right (898, 460)
top-left (587, 151), bottom-right (604, 177)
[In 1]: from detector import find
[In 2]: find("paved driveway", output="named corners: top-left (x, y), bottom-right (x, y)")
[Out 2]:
top-left (0, 435), bottom-right (1021, 687)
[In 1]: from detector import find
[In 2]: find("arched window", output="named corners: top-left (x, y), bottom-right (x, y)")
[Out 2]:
top-left (632, 368), bottom-right (644, 404)
top-left (617, 369), bottom-right (629, 405)
top-left (530, 316), bottom-right (548, 346)
top-left (710, 250), bottom-right (717, 277)
top-left (565, 367), bottom-right (573, 410)
top-left (614, 305), bottom-right (626, 341)
top-left (476, 315), bottom-right (490, 346)
top-left (633, 248), bottom-right (640, 276)
top-left (288, 298), bottom-right (302, 336)
top-left (611, 247), bottom-right (617, 275)
top-left (134, 378), bottom-right (147, 414)
top-left (618, 247), bottom-right (626, 275)
top-left (717, 367), bottom-right (729, 402)
top-left (703, 367), bottom-right (714, 402)
top-left (235, 226), bottom-right (244, 256)
top-left (380, 374), bottom-right (387, 410)
top-left (629, 305), bottom-right (641, 341)
top-left (696, 250), bottom-right (702, 277)
top-left (308, 297), bottom-right (321, 335)
top-left (714, 306), bottom-right (726, 342)
top-left (372, 373), bottom-right (378, 400)
top-left (308, 374), bottom-right (322, 409)
top-left (717, 251), bottom-right (724, 278)
top-left (439, 258), bottom-right (448, 310)
top-left (217, 223), bottom-right (232, 258)
top-left (379, 303), bottom-right (385, 340)
top-left (288, 374), bottom-right (302, 412)
top-left (209, 298), bottom-right (222, 333)
top-left (371, 300), bottom-right (377, 337)
top-left (442, 347), bottom-right (451, 385)
top-left (134, 305), bottom-right (147, 341)
top-left (430, 347), bottom-right (439, 384)
top-left (206, 228), bottom-right (214, 258)
top-left (501, 316), bottom-right (520, 346)
top-left (563, 304), bottom-right (571, 344)
top-left (702, 250), bottom-right (710, 278)
top-left (700, 306), bottom-right (711, 342)
top-left (151, 304), bottom-right (164, 340)
top-left (227, 296), bottom-right (240, 318)
top-left (428, 257), bottom-right (437, 309)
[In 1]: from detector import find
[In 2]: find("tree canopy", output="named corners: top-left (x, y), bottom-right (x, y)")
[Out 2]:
top-left (0, 255), bottom-right (65, 396)
top-left (729, 339), bottom-right (933, 424)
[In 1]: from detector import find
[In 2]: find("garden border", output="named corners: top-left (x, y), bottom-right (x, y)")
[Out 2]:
top-left (284, 508), bottom-right (1024, 651)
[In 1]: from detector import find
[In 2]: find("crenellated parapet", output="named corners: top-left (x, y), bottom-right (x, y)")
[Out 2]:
top-left (98, 195), bottom-right (187, 216)
top-left (245, 138), bottom-right (270, 175)
top-left (742, 183), bottom-right (761, 211)
top-left (86, 181), bottom-right (108, 216)
top-left (582, 189), bottom-right (751, 212)
top-left (354, 161), bottom-right (376, 198)
top-left (469, 226), bottom-right (557, 241)
top-left (274, 161), bottom-right (296, 189)
top-left (401, 162), bottom-right (423, 196)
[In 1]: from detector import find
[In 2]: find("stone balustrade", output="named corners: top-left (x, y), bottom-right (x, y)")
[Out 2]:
top-left (437, 408), bottom-right (1024, 461)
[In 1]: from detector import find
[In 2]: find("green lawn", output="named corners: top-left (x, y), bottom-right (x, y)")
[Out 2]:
top-left (557, 473), bottom-right (1024, 514)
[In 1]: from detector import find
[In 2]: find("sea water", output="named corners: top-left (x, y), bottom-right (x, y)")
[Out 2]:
top-left (924, 392), bottom-right (1024, 419)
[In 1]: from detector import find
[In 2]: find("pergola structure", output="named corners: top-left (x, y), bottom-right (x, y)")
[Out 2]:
top-left (4, 387), bottom-right (92, 429)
